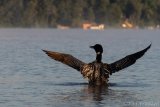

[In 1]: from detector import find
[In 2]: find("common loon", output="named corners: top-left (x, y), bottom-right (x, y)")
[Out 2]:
top-left (43, 44), bottom-right (151, 85)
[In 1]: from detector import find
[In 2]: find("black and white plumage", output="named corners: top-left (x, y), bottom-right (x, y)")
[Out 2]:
top-left (43, 44), bottom-right (151, 85)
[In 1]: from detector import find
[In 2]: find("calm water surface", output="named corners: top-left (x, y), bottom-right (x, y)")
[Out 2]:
top-left (0, 29), bottom-right (160, 107)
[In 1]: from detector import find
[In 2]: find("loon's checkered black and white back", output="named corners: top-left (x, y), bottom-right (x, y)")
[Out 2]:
top-left (43, 44), bottom-right (151, 85)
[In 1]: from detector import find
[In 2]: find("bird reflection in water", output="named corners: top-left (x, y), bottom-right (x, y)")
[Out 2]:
top-left (81, 84), bottom-right (109, 102)
top-left (51, 82), bottom-right (138, 107)
top-left (80, 83), bottom-right (138, 106)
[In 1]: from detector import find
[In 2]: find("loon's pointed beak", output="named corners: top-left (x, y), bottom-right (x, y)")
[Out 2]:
top-left (90, 46), bottom-right (94, 49)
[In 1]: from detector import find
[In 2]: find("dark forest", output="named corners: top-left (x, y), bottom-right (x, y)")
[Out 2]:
top-left (0, 0), bottom-right (160, 28)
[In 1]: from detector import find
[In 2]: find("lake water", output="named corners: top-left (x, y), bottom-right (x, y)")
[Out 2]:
top-left (0, 29), bottom-right (160, 107)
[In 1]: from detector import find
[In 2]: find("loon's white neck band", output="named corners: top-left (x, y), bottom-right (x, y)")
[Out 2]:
top-left (97, 52), bottom-right (101, 55)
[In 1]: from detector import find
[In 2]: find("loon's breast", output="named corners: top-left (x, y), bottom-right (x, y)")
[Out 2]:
top-left (81, 62), bottom-right (110, 85)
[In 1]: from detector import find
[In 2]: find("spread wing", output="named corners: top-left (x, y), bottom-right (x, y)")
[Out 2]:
top-left (43, 50), bottom-right (85, 71)
top-left (106, 44), bottom-right (151, 74)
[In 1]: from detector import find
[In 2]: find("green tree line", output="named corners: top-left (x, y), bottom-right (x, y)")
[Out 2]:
top-left (0, 0), bottom-right (160, 28)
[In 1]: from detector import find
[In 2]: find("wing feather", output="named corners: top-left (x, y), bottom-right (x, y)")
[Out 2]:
top-left (43, 50), bottom-right (85, 71)
top-left (108, 44), bottom-right (151, 74)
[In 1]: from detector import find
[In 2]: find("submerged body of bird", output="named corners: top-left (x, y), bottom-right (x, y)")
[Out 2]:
top-left (43, 44), bottom-right (151, 86)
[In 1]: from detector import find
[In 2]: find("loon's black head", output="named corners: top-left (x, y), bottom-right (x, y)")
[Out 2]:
top-left (90, 44), bottom-right (103, 54)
